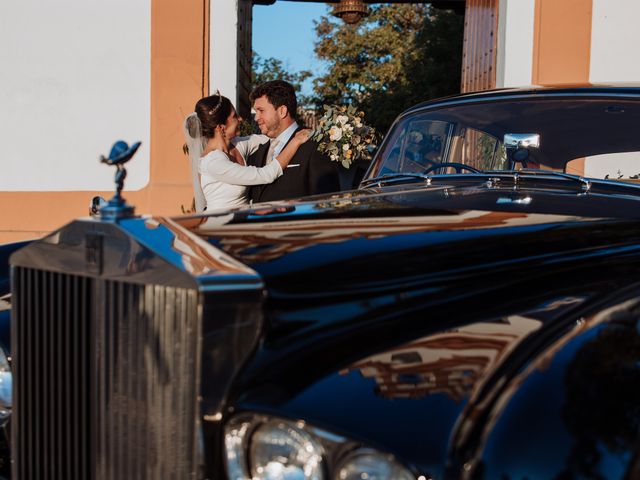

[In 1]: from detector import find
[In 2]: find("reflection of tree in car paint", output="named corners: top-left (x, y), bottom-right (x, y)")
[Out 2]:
top-left (559, 311), bottom-right (640, 479)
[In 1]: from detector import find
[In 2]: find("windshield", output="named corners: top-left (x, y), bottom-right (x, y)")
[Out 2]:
top-left (366, 97), bottom-right (640, 184)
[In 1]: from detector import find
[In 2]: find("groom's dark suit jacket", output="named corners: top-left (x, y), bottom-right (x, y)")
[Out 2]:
top-left (247, 129), bottom-right (340, 203)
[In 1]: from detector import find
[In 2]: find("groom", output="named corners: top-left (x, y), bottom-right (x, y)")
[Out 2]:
top-left (247, 80), bottom-right (340, 203)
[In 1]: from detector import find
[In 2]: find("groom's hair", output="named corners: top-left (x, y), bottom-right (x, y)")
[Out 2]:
top-left (251, 80), bottom-right (297, 120)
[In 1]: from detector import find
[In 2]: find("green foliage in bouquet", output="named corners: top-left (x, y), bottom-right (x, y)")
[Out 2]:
top-left (311, 105), bottom-right (378, 168)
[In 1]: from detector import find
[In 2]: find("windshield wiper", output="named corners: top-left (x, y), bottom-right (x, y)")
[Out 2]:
top-left (359, 173), bottom-right (432, 188)
top-left (361, 169), bottom-right (640, 196)
top-left (485, 169), bottom-right (640, 195)
top-left (503, 169), bottom-right (593, 192)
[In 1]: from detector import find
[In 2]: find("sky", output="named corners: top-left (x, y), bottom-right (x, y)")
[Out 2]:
top-left (252, 1), bottom-right (331, 96)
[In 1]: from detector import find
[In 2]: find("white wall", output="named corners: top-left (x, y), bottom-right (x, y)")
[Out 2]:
top-left (583, 152), bottom-right (640, 180)
top-left (585, 1), bottom-right (640, 177)
top-left (0, 0), bottom-right (150, 191)
top-left (496, 0), bottom-right (536, 88)
top-left (210, 0), bottom-right (239, 105)
top-left (590, 0), bottom-right (640, 83)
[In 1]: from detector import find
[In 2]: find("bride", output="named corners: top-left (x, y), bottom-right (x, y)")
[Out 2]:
top-left (183, 91), bottom-right (310, 211)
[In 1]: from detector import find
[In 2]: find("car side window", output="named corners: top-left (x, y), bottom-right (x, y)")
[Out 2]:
top-left (449, 126), bottom-right (506, 170)
top-left (375, 119), bottom-right (452, 176)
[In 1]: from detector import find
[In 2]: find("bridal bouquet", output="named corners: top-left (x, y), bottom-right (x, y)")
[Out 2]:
top-left (311, 105), bottom-right (378, 168)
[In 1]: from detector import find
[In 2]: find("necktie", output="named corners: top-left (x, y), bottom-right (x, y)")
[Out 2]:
top-left (266, 138), bottom-right (280, 164)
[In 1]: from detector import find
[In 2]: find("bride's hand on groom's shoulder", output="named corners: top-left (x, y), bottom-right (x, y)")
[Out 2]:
top-left (293, 129), bottom-right (312, 145)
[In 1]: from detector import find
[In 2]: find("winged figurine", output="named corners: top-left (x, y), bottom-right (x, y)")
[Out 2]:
top-left (100, 140), bottom-right (142, 196)
top-left (99, 140), bottom-right (141, 220)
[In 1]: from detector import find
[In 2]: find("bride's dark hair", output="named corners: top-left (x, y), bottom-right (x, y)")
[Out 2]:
top-left (190, 91), bottom-right (233, 139)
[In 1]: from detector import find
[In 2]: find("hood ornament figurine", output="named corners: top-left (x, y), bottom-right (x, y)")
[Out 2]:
top-left (99, 140), bottom-right (141, 221)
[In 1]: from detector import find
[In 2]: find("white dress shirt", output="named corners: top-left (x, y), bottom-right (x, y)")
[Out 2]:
top-left (271, 122), bottom-right (299, 161)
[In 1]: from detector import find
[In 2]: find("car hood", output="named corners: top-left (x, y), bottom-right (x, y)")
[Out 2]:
top-left (181, 183), bottom-right (640, 477)
top-left (185, 182), bottom-right (640, 302)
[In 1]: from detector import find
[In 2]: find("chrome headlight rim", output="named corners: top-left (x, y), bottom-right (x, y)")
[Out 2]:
top-left (334, 447), bottom-right (417, 480)
top-left (249, 418), bottom-right (326, 479)
top-left (224, 413), bottom-right (416, 480)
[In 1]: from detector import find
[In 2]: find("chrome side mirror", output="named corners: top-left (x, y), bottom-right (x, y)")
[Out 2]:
top-left (504, 133), bottom-right (540, 165)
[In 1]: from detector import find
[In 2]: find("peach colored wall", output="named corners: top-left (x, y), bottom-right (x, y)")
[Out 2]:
top-left (0, 0), bottom-right (208, 244)
top-left (531, 0), bottom-right (592, 177)
top-left (532, 0), bottom-right (593, 85)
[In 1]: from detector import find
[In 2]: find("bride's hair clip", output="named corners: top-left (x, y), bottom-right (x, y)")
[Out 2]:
top-left (208, 90), bottom-right (222, 116)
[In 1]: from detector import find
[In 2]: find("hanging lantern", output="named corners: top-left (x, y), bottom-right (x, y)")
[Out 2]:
top-left (332, 0), bottom-right (369, 25)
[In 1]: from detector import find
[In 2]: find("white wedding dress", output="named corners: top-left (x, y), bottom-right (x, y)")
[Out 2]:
top-left (199, 135), bottom-right (278, 211)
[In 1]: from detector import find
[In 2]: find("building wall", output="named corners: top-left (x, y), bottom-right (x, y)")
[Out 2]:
top-left (531, 0), bottom-right (592, 85)
top-left (211, 0), bottom-right (238, 105)
top-left (589, 0), bottom-right (640, 83)
top-left (495, 0), bottom-right (535, 87)
top-left (494, 0), bottom-right (640, 177)
top-left (0, 1), bottom-right (151, 193)
top-left (0, 0), bottom-right (249, 244)
top-left (479, 0), bottom-right (594, 90)
top-left (210, 0), bottom-right (252, 118)
top-left (495, 0), bottom-right (640, 88)
top-left (461, 0), bottom-right (499, 93)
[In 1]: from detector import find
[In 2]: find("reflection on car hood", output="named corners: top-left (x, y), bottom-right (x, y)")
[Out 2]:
top-left (235, 288), bottom-right (636, 478)
top-left (230, 285), bottom-right (639, 477)
top-left (182, 183), bottom-right (640, 477)
top-left (184, 183), bottom-right (640, 301)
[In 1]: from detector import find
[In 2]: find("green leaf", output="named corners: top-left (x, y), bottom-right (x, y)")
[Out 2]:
top-left (311, 5), bottom-right (463, 133)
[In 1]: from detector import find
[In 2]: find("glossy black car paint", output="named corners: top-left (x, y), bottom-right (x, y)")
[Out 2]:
top-left (184, 175), bottom-right (640, 479)
top-left (5, 85), bottom-right (640, 479)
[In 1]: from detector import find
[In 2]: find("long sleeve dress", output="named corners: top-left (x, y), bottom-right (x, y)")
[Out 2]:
top-left (199, 135), bottom-right (279, 210)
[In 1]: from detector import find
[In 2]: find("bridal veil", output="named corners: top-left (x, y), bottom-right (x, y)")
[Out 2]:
top-left (183, 112), bottom-right (207, 212)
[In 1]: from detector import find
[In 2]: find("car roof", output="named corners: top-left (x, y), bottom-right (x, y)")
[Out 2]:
top-left (406, 83), bottom-right (640, 115)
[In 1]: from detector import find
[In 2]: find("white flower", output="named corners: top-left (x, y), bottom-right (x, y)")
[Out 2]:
top-left (329, 126), bottom-right (343, 141)
top-left (314, 104), bottom-right (378, 169)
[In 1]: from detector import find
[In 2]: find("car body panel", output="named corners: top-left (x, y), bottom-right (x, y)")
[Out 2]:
top-left (6, 85), bottom-right (640, 479)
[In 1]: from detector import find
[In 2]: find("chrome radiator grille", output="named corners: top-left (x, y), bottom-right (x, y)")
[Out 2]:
top-left (11, 266), bottom-right (202, 480)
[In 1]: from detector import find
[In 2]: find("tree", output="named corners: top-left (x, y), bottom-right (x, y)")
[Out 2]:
top-left (313, 5), bottom-right (463, 133)
top-left (252, 52), bottom-right (312, 105)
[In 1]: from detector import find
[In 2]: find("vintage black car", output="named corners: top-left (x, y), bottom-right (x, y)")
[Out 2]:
top-left (2, 85), bottom-right (640, 479)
